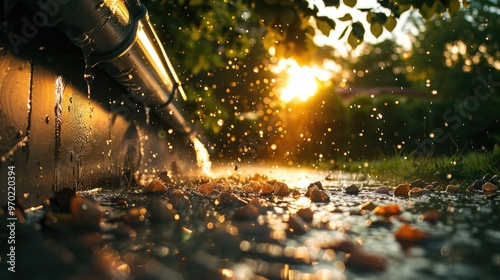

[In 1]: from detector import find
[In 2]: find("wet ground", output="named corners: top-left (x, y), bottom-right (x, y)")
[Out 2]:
top-left (2, 165), bottom-right (500, 280)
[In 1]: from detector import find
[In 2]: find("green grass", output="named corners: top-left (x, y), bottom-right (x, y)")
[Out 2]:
top-left (336, 144), bottom-right (500, 187)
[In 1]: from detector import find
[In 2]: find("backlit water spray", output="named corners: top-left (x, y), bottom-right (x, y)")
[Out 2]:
top-left (190, 136), bottom-right (213, 176)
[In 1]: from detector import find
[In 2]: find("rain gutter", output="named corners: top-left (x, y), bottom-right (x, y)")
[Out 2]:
top-left (20, 0), bottom-right (192, 135)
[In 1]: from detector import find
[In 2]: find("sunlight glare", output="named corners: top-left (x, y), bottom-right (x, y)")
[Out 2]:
top-left (272, 59), bottom-right (332, 103)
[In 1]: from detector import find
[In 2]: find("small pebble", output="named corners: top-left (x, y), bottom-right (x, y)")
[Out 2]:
top-left (308, 181), bottom-right (323, 190)
top-left (233, 204), bottom-right (260, 220)
top-left (169, 190), bottom-right (191, 210)
top-left (424, 185), bottom-right (435, 192)
top-left (359, 200), bottom-right (377, 211)
top-left (482, 182), bottom-right (498, 192)
top-left (420, 210), bottom-right (439, 223)
top-left (322, 240), bottom-right (359, 254)
top-left (287, 214), bottom-right (307, 235)
top-left (260, 182), bottom-right (274, 195)
top-left (145, 179), bottom-right (168, 193)
top-left (242, 181), bottom-right (260, 193)
top-left (394, 184), bottom-right (410, 198)
top-left (446, 185), bottom-right (460, 193)
top-left (409, 187), bottom-right (431, 197)
top-left (296, 208), bottom-right (314, 223)
top-left (70, 196), bottom-right (103, 228)
top-left (305, 181), bottom-right (323, 197)
top-left (373, 186), bottom-right (390, 195)
top-left (198, 182), bottom-right (215, 196)
top-left (345, 251), bottom-right (387, 271)
top-left (219, 192), bottom-right (246, 207)
top-left (345, 184), bottom-right (360, 195)
top-left (410, 179), bottom-right (427, 189)
top-left (309, 187), bottom-right (330, 203)
top-left (273, 182), bottom-right (290, 196)
top-left (395, 223), bottom-right (426, 243)
top-left (248, 198), bottom-right (268, 214)
top-left (373, 204), bottom-right (401, 217)
top-left (146, 179), bottom-right (168, 193)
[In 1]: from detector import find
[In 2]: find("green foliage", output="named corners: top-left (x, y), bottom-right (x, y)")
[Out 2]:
top-left (406, 0), bottom-right (500, 98)
top-left (147, 0), bottom-right (464, 76)
top-left (339, 144), bottom-right (500, 184)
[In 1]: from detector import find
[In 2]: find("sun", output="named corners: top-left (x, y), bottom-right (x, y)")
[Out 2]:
top-left (271, 58), bottom-right (333, 103)
top-left (281, 63), bottom-right (319, 102)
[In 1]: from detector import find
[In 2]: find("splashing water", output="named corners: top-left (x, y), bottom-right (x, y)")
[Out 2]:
top-left (190, 136), bottom-right (213, 176)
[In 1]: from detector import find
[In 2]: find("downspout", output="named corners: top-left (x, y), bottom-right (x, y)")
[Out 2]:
top-left (20, 0), bottom-right (192, 135)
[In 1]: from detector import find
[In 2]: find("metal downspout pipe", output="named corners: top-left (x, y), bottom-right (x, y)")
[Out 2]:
top-left (20, 0), bottom-right (192, 135)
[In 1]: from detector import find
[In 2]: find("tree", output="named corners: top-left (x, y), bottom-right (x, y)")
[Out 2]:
top-left (405, 0), bottom-right (500, 98)
top-left (148, 0), bottom-right (464, 73)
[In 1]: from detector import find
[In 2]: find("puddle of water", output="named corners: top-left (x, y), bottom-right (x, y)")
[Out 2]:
top-left (7, 166), bottom-right (500, 279)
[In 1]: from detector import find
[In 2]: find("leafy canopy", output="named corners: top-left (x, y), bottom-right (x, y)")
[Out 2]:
top-left (149, 0), bottom-right (466, 72)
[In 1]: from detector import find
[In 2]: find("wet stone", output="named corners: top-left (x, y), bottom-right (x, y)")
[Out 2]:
top-left (305, 181), bottom-right (323, 197)
top-left (420, 210), bottom-right (439, 223)
top-left (168, 190), bottom-right (191, 210)
top-left (287, 214), bottom-right (308, 235)
top-left (198, 182), bottom-right (215, 196)
top-left (309, 187), bottom-right (330, 203)
top-left (70, 196), bottom-right (103, 228)
top-left (242, 181), bottom-right (260, 193)
top-left (359, 200), bottom-right (377, 211)
top-left (273, 182), bottom-right (291, 196)
top-left (260, 182), bottom-right (275, 195)
top-left (394, 183), bottom-right (410, 198)
top-left (345, 184), bottom-right (360, 195)
top-left (410, 179), bottom-right (427, 189)
top-left (219, 192), bottom-right (246, 207)
top-left (145, 179), bottom-right (168, 193)
top-left (424, 185), bottom-right (435, 192)
top-left (296, 208), bottom-right (314, 223)
top-left (308, 181), bottom-right (323, 190)
top-left (322, 240), bottom-right (359, 254)
top-left (395, 223), bottom-right (426, 243)
top-left (446, 185), bottom-right (460, 193)
top-left (248, 198), bottom-right (269, 215)
top-left (345, 250), bottom-right (387, 272)
top-left (233, 204), bottom-right (260, 220)
top-left (373, 186), bottom-right (390, 195)
top-left (409, 187), bottom-right (431, 197)
top-left (373, 204), bottom-right (401, 217)
top-left (482, 182), bottom-right (498, 192)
